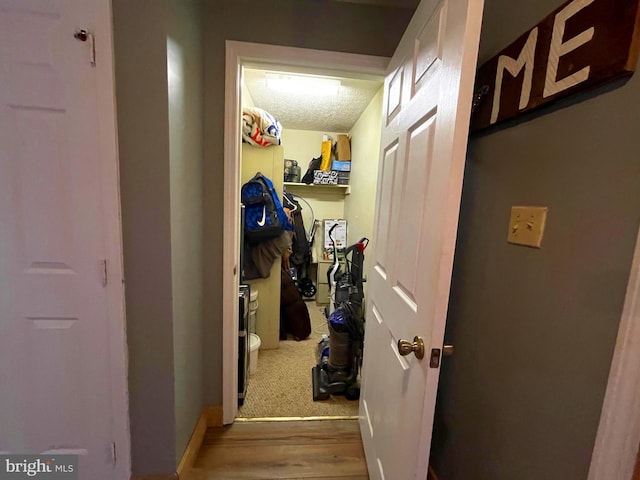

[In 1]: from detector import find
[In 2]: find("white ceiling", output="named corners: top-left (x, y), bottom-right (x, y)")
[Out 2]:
top-left (244, 68), bottom-right (383, 133)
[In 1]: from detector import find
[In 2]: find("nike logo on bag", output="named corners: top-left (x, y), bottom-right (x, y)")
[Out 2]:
top-left (257, 207), bottom-right (266, 227)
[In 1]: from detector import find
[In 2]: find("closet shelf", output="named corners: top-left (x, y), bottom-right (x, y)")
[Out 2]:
top-left (283, 182), bottom-right (351, 195)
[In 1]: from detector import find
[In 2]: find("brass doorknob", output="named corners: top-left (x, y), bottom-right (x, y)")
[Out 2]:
top-left (443, 345), bottom-right (454, 356)
top-left (397, 336), bottom-right (425, 359)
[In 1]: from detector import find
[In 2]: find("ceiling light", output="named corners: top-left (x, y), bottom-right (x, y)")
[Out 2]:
top-left (265, 73), bottom-right (341, 95)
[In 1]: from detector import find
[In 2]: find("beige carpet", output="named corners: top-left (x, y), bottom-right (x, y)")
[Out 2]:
top-left (238, 302), bottom-right (360, 418)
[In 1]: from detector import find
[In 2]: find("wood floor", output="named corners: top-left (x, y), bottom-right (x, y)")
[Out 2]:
top-left (182, 419), bottom-right (369, 480)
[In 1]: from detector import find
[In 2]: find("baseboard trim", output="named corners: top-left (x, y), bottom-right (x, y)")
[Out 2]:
top-left (235, 415), bottom-right (359, 422)
top-left (176, 409), bottom-right (209, 477)
top-left (204, 405), bottom-right (223, 427)
top-left (134, 406), bottom-right (222, 480)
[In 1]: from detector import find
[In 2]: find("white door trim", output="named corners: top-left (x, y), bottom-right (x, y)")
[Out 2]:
top-left (588, 225), bottom-right (640, 480)
top-left (95, 0), bottom-right (131, 476)
top-left (223, 40), bottom-right (388, 424)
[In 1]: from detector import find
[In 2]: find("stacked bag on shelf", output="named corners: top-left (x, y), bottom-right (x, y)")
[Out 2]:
top-left (242, 107), bottom-right (282, 147)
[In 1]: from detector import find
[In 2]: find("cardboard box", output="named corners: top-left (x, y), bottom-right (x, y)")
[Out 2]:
top-left (331, 160), bottom-right (351, 171)
top-left (336, 134), bottom-right (351, 160)
top-left (323, 219), bottom-right (348, 249)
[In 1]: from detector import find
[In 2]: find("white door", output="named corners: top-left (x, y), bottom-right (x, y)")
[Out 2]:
top-left (0, 0), bottom-right (124, 478)
top-left (359, 0), bottom-right (483, 479)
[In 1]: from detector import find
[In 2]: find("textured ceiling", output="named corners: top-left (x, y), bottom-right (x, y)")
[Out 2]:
top-left (244, 68), bottom-right (383, 133)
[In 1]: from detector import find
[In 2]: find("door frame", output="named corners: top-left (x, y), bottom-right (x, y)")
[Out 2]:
top-left (588, 225), bottom-right (640, 480)
top-left (222, 40), bottom-right (388, 423)
top-left (95, 0), bottom-right (131, 476)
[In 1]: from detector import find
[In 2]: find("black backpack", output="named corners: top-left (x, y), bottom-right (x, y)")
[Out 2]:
top-left (241, 172), bottom-right (289, 243)
top-left (301, 155), bottom-right (323, 184)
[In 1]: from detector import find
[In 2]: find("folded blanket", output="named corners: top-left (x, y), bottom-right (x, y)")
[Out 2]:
top-left (242, 107), bottom-right (282, 146)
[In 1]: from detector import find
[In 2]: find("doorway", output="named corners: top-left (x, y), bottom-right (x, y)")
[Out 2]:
top-left (238, 68), bottom-right (382, 419)
top-left (222, 41), bottom-right (389, 423)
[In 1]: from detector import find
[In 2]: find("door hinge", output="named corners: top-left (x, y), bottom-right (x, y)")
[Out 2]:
top-left (111, 441), bottom-right (117, 465)
top-left (101, 259), bottom-right (108, 286)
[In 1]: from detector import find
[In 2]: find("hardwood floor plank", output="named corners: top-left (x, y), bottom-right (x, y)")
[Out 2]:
top-left (202, 420), bottom-right (362, 447)
top-left (194, 443), bottom-right (367, 479)
top-left (185, 420), bottom-right (369, 480)
top-left (293, 477), bottom-right (368, 480)
top-left (297, 477), bottom-right (369, 480)
top-left (184, 470), bottom-right (368, 480)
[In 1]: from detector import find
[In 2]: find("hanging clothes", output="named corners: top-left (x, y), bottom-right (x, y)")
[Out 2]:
top-left (283, 191), bottom-right (309, 270)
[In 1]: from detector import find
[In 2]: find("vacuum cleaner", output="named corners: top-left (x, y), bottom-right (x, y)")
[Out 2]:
top-left (312, 224), bottom-right (369, 401)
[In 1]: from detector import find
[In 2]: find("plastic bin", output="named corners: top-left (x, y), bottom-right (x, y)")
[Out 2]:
top-left (249, 333), bottom-right (261, 375)
top-left (249, 289), bottom-right (258, 334)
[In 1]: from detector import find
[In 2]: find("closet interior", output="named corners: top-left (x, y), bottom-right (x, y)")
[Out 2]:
top-left (237, 66), bottom-right (384, 419)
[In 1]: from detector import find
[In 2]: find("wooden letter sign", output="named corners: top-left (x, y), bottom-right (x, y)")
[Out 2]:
top-left (470, 0), bottom-right (640, 132)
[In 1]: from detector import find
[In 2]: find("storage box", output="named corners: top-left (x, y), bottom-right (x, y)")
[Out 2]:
top-left (313, 170), bottom-right (338, 185)
top-left (337, 171), bottom-right (350, 185)
top-left (331, 160), bottom-right (351, 172)
top-left (323, 219), bottom-right (347, 249)
top-left (336, 134), bottom-right (351, 160)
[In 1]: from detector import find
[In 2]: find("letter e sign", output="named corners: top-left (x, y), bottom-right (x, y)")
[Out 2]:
top-left (471, 0), bottom-right (640, 132)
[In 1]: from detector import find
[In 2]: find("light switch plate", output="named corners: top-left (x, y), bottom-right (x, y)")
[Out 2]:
top-left (507, 206), bottom-right (548, 248)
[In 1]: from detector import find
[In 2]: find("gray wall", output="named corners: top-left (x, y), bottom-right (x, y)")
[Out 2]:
top-left (113, 0), bottom-right (411, 473)
top-left (113, 0), bottom-right (177, 476)
top-left (202, 0), bottom-right (414, 405)
top-left (168, 0), bottom-right (204, 465)
top-left (431, 0), bottom-right (640, 478)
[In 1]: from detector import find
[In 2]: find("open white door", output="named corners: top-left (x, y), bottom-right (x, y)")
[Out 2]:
top-left (0, 0), bottom-right (129, 478)
top-left (359, 0), bottom-right (483, 479)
